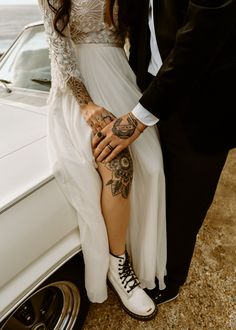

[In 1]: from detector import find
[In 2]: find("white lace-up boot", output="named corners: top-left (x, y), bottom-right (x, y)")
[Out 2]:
top-left (108, 252), bottom-right (157, 320)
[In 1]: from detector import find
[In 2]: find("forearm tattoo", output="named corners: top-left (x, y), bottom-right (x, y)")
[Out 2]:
top-left (67, 76), bottom-right (92, 105)
top-left (112, 115), bottom-right (137, 139)
top-left (105, 149), bottom-right (133, 199)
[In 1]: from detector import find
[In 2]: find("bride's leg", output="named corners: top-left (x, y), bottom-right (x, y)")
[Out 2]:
top-left (97, 148), bottom-right (156, 320)
top-left (97, 148), bottom-right (132, 256)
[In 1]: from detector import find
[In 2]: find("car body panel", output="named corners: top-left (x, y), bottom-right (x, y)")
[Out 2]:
top-left (0, 89), bottom-right (48, 211)
top-left (0, 23), bottom-right (82, 323)
top-left (0, 180), bottom-right (81, 321)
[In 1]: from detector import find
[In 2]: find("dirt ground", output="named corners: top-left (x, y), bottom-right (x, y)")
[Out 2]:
top-left (83, 148), bottom-right (236, 330)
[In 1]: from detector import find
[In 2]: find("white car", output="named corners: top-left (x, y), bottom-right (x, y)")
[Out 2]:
top-left (0, 22), bottom-right (90, 330)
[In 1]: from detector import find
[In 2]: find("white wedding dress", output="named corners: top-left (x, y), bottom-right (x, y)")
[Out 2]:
top-left (38, 0), bottom-right (166, 303)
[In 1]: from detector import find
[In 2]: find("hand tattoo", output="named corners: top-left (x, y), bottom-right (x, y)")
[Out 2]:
top-left (112, 117), bottom-right (136, 139)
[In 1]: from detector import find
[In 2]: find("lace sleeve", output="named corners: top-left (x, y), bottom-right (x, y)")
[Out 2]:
top-left (38, 0), bottom-right (92, 105)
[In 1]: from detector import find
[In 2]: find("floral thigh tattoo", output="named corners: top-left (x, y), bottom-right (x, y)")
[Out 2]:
top-left (105, 149), bottom-right (133, 199)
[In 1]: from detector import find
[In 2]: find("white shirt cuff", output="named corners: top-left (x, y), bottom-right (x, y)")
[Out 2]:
top-left (132, 103), bottom-right (159, 126)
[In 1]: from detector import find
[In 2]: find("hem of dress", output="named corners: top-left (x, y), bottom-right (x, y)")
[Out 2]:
top-left (87, 292), bottom-right (108, 304)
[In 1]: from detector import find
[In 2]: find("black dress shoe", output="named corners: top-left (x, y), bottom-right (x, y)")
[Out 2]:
top-left (145, 286), bottom-right (179, 306)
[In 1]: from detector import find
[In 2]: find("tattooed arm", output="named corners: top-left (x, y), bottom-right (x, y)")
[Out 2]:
top-left (67, 77), bottom-right (116, 133)
top-left (67, 76), bottom-right (91, 104)
top-left (92, 112), bottom-right (147, 163)
top-left (38, 0), bottom-right (114, 134)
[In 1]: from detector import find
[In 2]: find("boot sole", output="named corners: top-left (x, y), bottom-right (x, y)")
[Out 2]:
top-left (155, 293), bottom-right (179, 306)
top-left (107, 280), bottom-right (158, 321)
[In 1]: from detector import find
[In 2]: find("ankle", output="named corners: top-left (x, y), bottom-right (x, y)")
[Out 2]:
top-left (110, 250), bottom-right (126, 258)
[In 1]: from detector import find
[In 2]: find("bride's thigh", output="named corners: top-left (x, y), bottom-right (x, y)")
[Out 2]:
top-left (97, 148), bottom-right (134, 197)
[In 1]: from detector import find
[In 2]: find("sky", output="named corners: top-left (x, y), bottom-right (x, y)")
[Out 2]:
top-left (0, 0), bottom-right (37, 4)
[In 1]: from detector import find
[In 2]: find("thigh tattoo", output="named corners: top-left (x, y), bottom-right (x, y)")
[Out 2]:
top-left (105, 149), bottom-right (133, 199)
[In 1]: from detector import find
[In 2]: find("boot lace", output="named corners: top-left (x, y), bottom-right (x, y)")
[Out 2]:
top-left (118, 253), bottom-right (140, 293)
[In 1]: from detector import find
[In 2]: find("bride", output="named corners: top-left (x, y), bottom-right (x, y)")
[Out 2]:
top-left (38, 0), bottom-right (166, 320)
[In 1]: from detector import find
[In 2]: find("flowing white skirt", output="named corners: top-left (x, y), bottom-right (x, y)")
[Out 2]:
top-left (48, 44), bottom-right (167, 303)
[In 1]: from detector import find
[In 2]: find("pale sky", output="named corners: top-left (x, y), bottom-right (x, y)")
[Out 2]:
top-left (0, 0), bottom-right (37, 4)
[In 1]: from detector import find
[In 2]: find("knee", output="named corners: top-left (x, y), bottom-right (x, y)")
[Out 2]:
top-left (104, 148), bottom-right (133, 199)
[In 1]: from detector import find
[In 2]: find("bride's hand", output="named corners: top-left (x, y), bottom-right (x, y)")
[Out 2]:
top-left (80, 102), bottom-right (116, 134)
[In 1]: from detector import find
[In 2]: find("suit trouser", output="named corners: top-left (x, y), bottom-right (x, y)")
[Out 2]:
top-left (157, 114), bottom-right (228, 288)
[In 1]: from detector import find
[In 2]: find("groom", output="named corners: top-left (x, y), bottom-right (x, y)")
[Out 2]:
top-left (93, 0), bottom-right (236, 304)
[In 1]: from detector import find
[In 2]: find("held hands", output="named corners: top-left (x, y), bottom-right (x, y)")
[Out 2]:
top-left (92, 112), bottom-right (146, 163)
top-left (80, 102), bottom-right (146, 163)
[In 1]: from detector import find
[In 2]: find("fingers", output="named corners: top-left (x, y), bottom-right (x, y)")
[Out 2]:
top-left (92, 126), bottom-right (116, 160)
top-left (93, 131), bottom-right (126, 162)
top-left (92, 129), bottom-right (129, 162)
top-left (99, 145), bottom-right (124, 163)
top-left (92, 130), bottom-right (106, 148)
top-left (93, 130), bottom-right (140, 163)
top-left (96, 131), bottom-right (106, 139)
top-left (92, 121), bottom-right (114, 148)
top-left (93, 135), bottom-right (111, 159)
top-left (96, 143), bottom-right (118, 163)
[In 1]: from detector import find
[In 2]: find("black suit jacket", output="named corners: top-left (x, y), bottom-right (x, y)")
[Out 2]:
top-left (128, 0), bottom-right (236, 150)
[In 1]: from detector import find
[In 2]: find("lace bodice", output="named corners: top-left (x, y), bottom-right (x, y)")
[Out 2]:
top-left (70, 0), bottom-right (122, 45)
top-left (38, 0), bottom-right (123, 104)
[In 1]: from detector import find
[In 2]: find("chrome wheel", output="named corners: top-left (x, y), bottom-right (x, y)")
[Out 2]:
top-left (1, 281), bottom-right (80, 330)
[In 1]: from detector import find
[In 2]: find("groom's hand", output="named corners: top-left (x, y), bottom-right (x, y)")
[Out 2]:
top-left (92, 112), bottom-right (146, 163)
